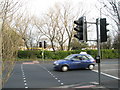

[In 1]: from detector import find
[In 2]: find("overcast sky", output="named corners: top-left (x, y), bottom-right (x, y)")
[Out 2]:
top-left (23, 0), bottom-right (100, 18)
top-left (18, 0), bottom-right (119, 44)
top-left (22, 0), bottom-right (101, 41)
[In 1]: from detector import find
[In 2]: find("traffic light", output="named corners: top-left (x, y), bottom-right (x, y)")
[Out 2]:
top-left (44, 41), bottom-right (46, 48)
top-left (100, 18), bottom-right (109, 42)
top-left (74, 16), bottom-right (87, 41)
top-left (39, 42), bottom-right (42, 48)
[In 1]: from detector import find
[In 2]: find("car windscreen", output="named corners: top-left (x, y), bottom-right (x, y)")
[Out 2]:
top-left (64, 54), bottom-right (75, 60)
top-left (86, 55), bottom-right (94, 60)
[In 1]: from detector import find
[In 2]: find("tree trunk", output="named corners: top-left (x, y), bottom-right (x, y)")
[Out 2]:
top-left (23, 38), bottom-right (29, 50)
top-left (51, 40), bottom-right (55, 52)
top-left (67, 36), bottom-right (72, 51)
top-left (60, 44), bottom-right (64, 51)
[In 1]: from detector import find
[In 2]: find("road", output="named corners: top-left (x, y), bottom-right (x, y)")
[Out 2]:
top-left (3, 59), bottom-right (120, 88)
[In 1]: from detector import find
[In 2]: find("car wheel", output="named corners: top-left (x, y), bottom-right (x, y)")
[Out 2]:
top-left (61, 66), bottom-right (68, 72)
top-left (88, 64), bottom-right (94, 70)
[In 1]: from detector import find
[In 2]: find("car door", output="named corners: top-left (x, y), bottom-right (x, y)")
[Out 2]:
top-left (79, 55), bottom-right (90, 68)
top-left (69, 56), bottom-right (82, 69)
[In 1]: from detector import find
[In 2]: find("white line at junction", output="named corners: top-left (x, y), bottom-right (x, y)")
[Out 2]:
top-left (92, 70), bottom-right (120, 80)
top-left (101, 69), bottom-right (120, 71)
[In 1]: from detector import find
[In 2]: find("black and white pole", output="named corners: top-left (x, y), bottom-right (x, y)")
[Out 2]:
top-left (96, 18), bottom-right (101, 85)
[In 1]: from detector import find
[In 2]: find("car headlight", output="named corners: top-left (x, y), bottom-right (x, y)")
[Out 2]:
top-left (54, 61), bottom-right (59, 66)
top-left (55, 63), bottom-right (59, 66)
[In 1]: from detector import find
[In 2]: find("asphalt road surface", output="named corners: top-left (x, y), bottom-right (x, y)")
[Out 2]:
top-left (3, 59), bottom-right (120, 88)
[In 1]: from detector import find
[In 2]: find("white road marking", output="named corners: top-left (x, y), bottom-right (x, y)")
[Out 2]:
top-left (56, 81), bottom-right (104, 88)
top-left (53, 76), bottom-right (55, 78)
top-left (92, 70), bottom-right (120, 80)
top-left (23, 75), bottom-right (25, 78)
top-left (102, 69), bottom-right (120, 71)
top-left (21, 64), bottom-right (29, 88)
top-left (58, 80), bottom-right (60, 82)
top-left (23, 78), bottom-right (26, 80)
top-left (24, 80), bottom-right (26, 83)
top-left (38, 64), bottom-right (64, 86)
top-left (91, 82), bottom-right (99, 85)
top-left (75, 85), bottom-right (96, 88)
top-left (24, 83), bottom-right (27, 85)
top-left (50, 73), bottom-right (53, 75)
top-left (61, 83), bottom-right (64, 85)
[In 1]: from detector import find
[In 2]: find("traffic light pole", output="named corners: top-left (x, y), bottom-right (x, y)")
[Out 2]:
top-left (87, 19), bottom-right (101, 85)
top-left (96, 18), bottom-right (101, 85)
top-left (74, 17), bottom-right (102, 85)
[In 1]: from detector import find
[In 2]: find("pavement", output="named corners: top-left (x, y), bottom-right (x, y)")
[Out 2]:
top-left (53, 81), bottom-right (119, 89)
top-left (1, 82), bottom-right (120, 90)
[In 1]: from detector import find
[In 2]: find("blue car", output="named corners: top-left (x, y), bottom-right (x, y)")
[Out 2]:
top-left (53, 54), bottom-right (96, 72)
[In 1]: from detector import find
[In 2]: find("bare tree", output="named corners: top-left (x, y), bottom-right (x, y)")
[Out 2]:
top-left (98, 0), bottom-right (120, 33)
top-left (34, 2), bottom-right (88, 51)
top-left (34, 10), bottom-right (58, 51)
top-left (0, 0), bottom-right (23, 86)
top-left (13, 13), bottom-right (34, 50)
top-left (51, 4), bottom-right (68, 51)
top-left (98, 0), bottom-right (120, 50)
top-left (60, 2), bottom-right (88, 51)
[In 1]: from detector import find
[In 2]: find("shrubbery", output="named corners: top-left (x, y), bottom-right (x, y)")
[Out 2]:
top-left (101, 49), bottom-right (118, 59)
top-left (17, 49), bottom-right (118, 60)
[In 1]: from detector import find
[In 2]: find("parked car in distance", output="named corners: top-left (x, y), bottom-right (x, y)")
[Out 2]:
top-left (53, 54), bottom-right (96, 72)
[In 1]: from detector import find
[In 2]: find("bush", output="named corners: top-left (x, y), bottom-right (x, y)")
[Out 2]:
top-left (86, 50), bottom-right (97, 58)
top-left (18, 50), bottom-right (42, 59)
top-left (101, 49), bottom-right (118, 59)
top-left (17, 49), bottom-right (118, 60)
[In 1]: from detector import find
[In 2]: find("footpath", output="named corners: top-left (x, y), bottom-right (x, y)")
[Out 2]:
top-left (55, 80), bottom-right (119, 90)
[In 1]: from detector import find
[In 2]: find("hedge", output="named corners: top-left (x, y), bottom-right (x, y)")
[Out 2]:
top-left (17, 49), bottom-right (118, 59)
top-left (101, 49), bottom-right (118, 59)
